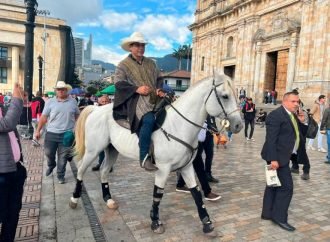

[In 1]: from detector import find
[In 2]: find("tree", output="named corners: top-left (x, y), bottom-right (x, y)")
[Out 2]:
top-left (68, 72), bottom-right (83, 88)
top-left (86, 79), bottom-right (110, 94)
top-left (172, 45), bottom-right (186, 70)
top-left (181, 44), bottom-right (192, 71)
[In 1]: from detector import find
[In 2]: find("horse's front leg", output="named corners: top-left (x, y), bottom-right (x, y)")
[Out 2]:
top-left (69, 150), bottom-right (98, 209)
top-left (181, 165), bottom-right (218, 237)
top-left (100, 144), bottom-right (119, 209)
top-left (150, 166), bottom-right (171, 234)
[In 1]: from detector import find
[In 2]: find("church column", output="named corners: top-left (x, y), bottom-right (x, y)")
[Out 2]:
top-left (11, 46), bottom-right (20, 87)
top-left (253, 41), bottom-right (262, 101)
top-left (286, 32), bottom-right (298, 91)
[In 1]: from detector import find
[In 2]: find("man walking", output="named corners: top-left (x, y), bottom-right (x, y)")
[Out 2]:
top-left (307, 95), bottom-right (326, 152)
top-left (261, 91), bottom-right (308, 231)
top-left (35, 81), bottom-right (79, 184)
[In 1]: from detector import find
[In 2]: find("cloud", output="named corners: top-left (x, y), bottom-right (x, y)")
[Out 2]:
top-left (37, 0), bottom-right (103, 25)
top-left (93, 45), bottom-right (126, 66)
top-left (99, 10), bottom-right (138, 32)
top-left (135, 14), bottom-right (194, 50)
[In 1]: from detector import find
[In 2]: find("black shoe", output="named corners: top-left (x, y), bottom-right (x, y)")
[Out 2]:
top-left (301, 173), bottom-right (310, 180)
top-left (206, 174), bottom-right (219, 183)
top-left (272, 220), bottom-right (295, 231)
top-left (261, 215), bottom-right (271, 220)
top-left (140, 157), bottom-right (158, 171)
top-left (290, 168), bottom-right (299, 174)
top-left (46, 167), bottom-right (54, 176)
top-left (92, 164), bottom-right (101, 171)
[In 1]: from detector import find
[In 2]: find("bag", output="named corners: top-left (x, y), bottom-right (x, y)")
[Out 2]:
top-left (265, 165), bottom-right (281, 187)
top-left (31, 100), bottom-right (41, 119)
top-left (63, 130), bottom-right (75, 147)
top-left (306, 115), bottom-right (318, 139)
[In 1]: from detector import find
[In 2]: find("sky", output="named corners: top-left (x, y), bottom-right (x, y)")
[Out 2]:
top-left (37, 0), bottom-right (196, 65)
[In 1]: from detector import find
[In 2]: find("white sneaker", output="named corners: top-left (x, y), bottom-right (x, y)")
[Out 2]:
top-left (246, 137), bottom-right (250, 141)
top-left (318, 148), bottom-right (327, 153)
top-left (250, 138), bottom-right (255, 142)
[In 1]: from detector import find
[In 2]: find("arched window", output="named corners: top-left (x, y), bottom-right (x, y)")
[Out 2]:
top-left (227, 36), bottom-right (234, 57)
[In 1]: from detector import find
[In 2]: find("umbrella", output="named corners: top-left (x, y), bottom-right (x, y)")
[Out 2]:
top-left (69, 88), bottom-right (85, 95)
top-left (100, 85), bottom-right (116, 95)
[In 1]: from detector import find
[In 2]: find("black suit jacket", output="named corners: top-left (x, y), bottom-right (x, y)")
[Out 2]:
top-left (261, 106), bottom-right (308, 167)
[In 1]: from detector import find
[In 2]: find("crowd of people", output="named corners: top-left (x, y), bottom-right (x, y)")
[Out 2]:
top-left (1, 31), bottom-right (330, 240)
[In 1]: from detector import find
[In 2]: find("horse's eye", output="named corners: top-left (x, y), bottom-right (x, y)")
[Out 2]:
top-left (222, 95), bottom-right (229, 99)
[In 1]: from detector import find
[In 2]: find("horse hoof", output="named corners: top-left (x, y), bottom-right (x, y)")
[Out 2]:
top-left (151, 220), bottom-right (165, 234)
top-left (106, 199), bottom-right (118, 209)
top-left (69, 197), bottom-right (78, 209)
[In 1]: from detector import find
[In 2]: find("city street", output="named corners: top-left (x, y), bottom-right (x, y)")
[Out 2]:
top-left (17, 125), bottom-right (330, 242)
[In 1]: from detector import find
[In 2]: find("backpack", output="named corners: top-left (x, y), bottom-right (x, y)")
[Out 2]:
top-left (31, 100), bottom-right (41, 120)
top-left (306, 115), bottom-right (318, 139)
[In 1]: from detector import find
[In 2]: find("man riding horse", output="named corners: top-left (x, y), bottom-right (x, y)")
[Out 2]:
top-left (113, 32), bottom-right (165, 171)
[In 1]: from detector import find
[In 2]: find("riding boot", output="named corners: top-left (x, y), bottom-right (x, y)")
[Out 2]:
top-left (140, 156), bottom-right (158, 171)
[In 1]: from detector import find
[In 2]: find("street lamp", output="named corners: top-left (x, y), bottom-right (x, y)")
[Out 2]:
top-left (37, 55), bottom-right (43, 93)
top-left (36, 9), bottom-right (50, 94)
top-left (24, 0), bottom-right (38, 100)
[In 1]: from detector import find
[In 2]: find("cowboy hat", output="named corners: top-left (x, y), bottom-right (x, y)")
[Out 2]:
top-left (54, 81), bottom-right (72, 91)
top-left (121, 32), bottom-right (148, 52)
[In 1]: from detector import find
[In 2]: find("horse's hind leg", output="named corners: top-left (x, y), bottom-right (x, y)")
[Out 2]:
top-left (69, 150), bottom-right (99, 209)
top-left (100, 144), bottom-right (119, 209)
top-left (181, 165), bottom-right (218, 237)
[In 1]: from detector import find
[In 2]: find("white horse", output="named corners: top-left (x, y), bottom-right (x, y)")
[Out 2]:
top-left (69, 72), bottom-right (243, 237)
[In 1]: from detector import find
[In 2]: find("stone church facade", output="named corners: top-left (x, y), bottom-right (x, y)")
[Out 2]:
top-left (189, 0), bottom-right (330, 105)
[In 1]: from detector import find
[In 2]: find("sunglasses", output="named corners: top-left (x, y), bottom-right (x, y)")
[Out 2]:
top-left (131, 43), bottom-right (146, 48)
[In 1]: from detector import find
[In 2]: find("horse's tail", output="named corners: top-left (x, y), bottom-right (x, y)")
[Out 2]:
top-left (75, 105), bottom-right (95, 160)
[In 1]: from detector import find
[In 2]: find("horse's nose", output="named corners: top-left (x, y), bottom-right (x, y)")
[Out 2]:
top-left (234, 122), bottom-right (243, 132)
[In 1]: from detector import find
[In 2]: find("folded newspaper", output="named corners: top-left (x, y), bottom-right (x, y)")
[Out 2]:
top-left (265, 165), bottom-right (281, 187)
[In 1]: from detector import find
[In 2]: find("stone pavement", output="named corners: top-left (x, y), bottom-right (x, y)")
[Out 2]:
top-left (16, 125), bottom-right (330, 241)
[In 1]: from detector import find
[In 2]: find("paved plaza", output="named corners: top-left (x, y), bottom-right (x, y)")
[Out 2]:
top-left (16, 124), bottom-right (330, 241)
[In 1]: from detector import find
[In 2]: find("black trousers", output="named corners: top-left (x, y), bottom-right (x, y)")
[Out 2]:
top-left (244, 119), bottom-right (255, 139)
top-left (177, 143), bottom-right (211, 197)
top-left (291, 153), bottom-right (310, 174)
top-left (202, 134), bottom-right (214, 175)
top-left (0, 162), bottom-right (27, 242)
top-left (261, 163), bottom-right (293, 223)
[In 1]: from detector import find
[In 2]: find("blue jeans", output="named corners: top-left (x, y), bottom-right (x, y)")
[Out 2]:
top-left (139, 112), bottom-right (156, 161)
top-left (327, 129), bottom-right (330, 161)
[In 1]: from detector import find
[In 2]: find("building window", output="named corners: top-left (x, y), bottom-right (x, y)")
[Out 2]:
top-left (164, 80), bottom-right (168, 84)
top-left (0, 46), bottom-right (8, 59)
top-left (0, 67), bottom-right (7, 84)
top-left (227, 36), bottom-right (234, 57)
top-left (201, 56), bottom-right (205, 71)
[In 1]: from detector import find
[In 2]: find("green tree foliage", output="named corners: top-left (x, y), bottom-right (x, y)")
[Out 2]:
top-left (172, 44), bottom-right (192, 70)
top-left (86, 86), bottom-right (98, 95)
top-left (68, 72), bottom-right (83, 88)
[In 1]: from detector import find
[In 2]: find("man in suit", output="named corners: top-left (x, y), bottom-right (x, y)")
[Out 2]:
top-left (261, 91), bottom-right (308, 231)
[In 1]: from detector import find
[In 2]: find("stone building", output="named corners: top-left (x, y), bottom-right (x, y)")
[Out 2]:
top-left (189, 0), bottom-right (330, 105)
top-left (0, 0), bottom-right (74, 94)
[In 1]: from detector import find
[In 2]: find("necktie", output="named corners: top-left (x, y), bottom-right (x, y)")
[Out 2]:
top-left (290, 113), bottom-right (300, 149)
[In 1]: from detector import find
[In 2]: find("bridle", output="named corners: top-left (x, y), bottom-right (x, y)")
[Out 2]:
top-left (157, 78), bottom-right (239, 171)
top-left (204, 78), bottom-right (240, 119)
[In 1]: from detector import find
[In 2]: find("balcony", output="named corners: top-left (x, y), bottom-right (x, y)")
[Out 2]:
top-left (0, 57), bottom-right (12, 68)
top-left (166, 84), bottom-right (190, 92)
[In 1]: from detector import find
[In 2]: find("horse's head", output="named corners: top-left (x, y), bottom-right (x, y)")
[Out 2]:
top-left (204, 71), bottom-right (243, 133)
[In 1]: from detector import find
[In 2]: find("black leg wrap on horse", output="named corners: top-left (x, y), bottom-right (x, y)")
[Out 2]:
top-left (190, 186), bottom-right (213, 233)
top-left (101, 183), bottom-right (112, 202)
top-left (150, 185), bottom-right (164, 222)
top-left (73, 179), bottom-right (83, 198)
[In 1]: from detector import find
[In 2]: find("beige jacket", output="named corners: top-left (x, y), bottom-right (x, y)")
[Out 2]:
top-left (310, 100), bottom-right (324, 123)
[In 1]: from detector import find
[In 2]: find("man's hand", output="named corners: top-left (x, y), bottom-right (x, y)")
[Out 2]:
top-left (34, 130), bottom-right (41, 140)
top-left (136, 85), bottom-right (151, 96)
top-left (156, 89), bottom-right (165, 97)
top-left (270, 161), bottom-right (279, 170)
top-left (320, 130), bottom-right (326, 134)
top-left (12, 83), bottom-right (24, 99)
